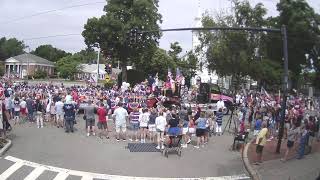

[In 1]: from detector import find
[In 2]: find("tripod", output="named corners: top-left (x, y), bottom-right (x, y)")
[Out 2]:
top-left (222, 107), bottom-right (238, 135)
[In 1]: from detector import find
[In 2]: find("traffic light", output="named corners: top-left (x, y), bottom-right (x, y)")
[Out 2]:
top-left (105, 64), bottom-right (112, 74)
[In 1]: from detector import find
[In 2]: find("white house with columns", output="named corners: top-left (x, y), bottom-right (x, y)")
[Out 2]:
top-left (4, 53), bottom-right (55, 78)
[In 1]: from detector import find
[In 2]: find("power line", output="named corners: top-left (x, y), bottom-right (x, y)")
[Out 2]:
top-left (0, 1), bottom-right (105, 25)
top-left (22, 34), bottom-right (81, 41)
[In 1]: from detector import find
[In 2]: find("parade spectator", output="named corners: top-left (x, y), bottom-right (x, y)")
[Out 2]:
top-left (195, 112), bottom-right (207, 148)
top-left (281, 123), bottom-right (298, 162)
top-left (35, 99), bottom-right (44, 128)
top-left (254, 122), bottom-right (268, 165)
top-left (19, 97), bottom-right (27, 121)
top-left (63, 101), bottom-right (76, 133)
top-left (215, 108), bottom-right (223, 136)
top-left (55, 98), bottom-right (64, 128)
top-left (13, 97), bottom-right (20, 124)
top-left (129, 108), bottom-right (140, 142)
top-left (180, 106), bottom-right (191, 148)
top-left (113, 102), bottom-right (128, 141)
top-left (155, 111), bottom-right (166, 150)
top-left (148, 108), bottom-right (157, 142)
top-left (97, 103), bottom-right (109, 139)
top-left (84, 100), bottom-right (96, 137)
top-left (139, 108), bottom-right (150, 143)
top-left (297, 121), bottom-right (309, 159)
top-left (26, 96), bottom-right (34, 122)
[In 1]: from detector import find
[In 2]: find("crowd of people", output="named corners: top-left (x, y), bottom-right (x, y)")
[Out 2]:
top-left (0, 79), bottom-right (319, 157)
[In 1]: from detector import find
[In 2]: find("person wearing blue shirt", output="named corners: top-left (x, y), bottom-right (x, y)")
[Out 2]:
top-left (195, 112), bottom-right (207, 148)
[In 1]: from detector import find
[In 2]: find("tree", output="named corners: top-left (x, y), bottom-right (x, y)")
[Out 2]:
top-left (32, 45), bottom-right (71, 62)
top-left (198, 0), bottom-right (282, 90)
top-left (265, 0), bottom-right (320, 87)
top-left (82, 0), bottom-right (162, 82)
top-left (0, 37), bottom-right (25, 61)
top-left (74, 48), bottom-right (106, 64)
top-left (56, 54), bottom-right (83, 80)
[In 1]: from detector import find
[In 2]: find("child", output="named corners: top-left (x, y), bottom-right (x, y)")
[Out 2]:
top-left (139, 108), bottom-right (150, 143)
top-left (148, 108), bottom-right (157, 142)
top-left (215, 108), bottom-right (223, 136)
top-left (155, 111), bottom-right (166, 149)
top-left (13, 97), bottom-right (20, 125)
top-left (195, 112), bottom-right (207, 148)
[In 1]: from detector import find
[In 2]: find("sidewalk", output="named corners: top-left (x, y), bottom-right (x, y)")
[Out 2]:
top-left (246, 138), bottom-right (320, 180)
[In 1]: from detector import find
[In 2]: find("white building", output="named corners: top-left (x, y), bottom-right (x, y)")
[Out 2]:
top-left (191, 0), bottom-right (232, 89)
top-left (191, 0), bottom-right (219, 86)
top-left (77, 64), bottom-right (107, 81)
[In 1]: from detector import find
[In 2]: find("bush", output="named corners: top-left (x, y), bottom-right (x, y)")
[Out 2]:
top-left (33, 70), bottom-right (48, 79)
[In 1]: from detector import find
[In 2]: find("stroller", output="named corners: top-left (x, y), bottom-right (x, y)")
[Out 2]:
top-left (162, 135), bottom-right (183, 158)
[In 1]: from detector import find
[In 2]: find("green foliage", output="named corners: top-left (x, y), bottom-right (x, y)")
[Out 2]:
top-left (0, 62), bottom-right (5, 76)
top-left (198, 0), bottom-right (282, 89)
top-left (82, 0), bottom-right (162, 81)
top-left (265, 0), bottom-right (320, 87)
top-left (33, 70), bottom-right (48, 79)
top-left (0, 37), bottom-right (25, 61)
top-left (74, 48), bottom-right (105, 64)
top-left (56, 54), bottom-right (83, 80)
top-left (118, 69), bottom-right (145, 86)
top-left (31, 45), bottom-right (71, 62)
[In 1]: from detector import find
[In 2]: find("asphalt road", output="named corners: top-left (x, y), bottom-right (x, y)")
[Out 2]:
top-left (0, 115), bottom-right (249, 179)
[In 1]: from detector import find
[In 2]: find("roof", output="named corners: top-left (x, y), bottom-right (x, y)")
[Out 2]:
top-left (6, 53), bottom-right (55, 66)
top-left (81, 64), bottom-right (106, 74)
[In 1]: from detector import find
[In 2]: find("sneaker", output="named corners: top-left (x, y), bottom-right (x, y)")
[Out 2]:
top-left (135, 139), bottom-right (139, 142)
top-left (37, 126), bottom-right (40, 128)
top-left (194, 146), bottom-right (200, 149)
top-left (161, 146), bottom-right (164, 150)
top-left (156, 146), bottom-right (160, 150)
top-left (122, 139), bottom-right (126, 142)
top-left (87, 133), bottom-right (90, 137)
top-left (116, 139), bottom-right (120, 142)
top-left (187, 139), bottom-right (191, 144)
top-left (129, 138), bottom-right (133, 142)
top-left (182, 144), bottom-right (187, 148)
top-left (92, 133), bottom-right (96, 136)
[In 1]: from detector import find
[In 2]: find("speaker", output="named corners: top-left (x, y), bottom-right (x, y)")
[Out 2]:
top-left (200, 83), bottom-right (210, 94)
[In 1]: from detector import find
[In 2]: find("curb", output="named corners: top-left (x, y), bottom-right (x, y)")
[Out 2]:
top-left (242, 140), bottom-right (261, 180)
top-left (0, 139), bottom-right (12, 157)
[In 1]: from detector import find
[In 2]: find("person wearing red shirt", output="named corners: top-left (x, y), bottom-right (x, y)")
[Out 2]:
top-left (97, 103), bottom-right (109, 139)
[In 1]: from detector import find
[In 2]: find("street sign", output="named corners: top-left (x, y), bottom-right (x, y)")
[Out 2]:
top-left (105, 75), bottom-right (111, 82)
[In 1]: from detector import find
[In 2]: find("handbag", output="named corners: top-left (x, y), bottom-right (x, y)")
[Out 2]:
top-left (83, 115), bottom-right (86, 120)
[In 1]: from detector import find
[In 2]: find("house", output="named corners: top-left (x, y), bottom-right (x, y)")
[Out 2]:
top-left (77, 64), bottom-right (121, 82)
top-left (4, 53), bottom-right (55, 78)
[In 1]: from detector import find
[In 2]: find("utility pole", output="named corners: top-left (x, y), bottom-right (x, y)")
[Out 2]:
top-left (276, 25), bottom-right (289, 153)
top-left (96, 48), bottom-right (100, 86)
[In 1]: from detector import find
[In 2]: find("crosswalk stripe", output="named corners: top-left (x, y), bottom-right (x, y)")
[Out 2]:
top-left (0, 161), bottom-right (24, 180)
top-left (24, 166), bottom-right (46, 180)
top-left (3, 156), bottom-right (250, 180)
top-left (53, 172), bottom-right (69, 180)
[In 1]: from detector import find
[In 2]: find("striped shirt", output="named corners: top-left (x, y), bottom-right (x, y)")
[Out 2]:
top-left (130, 111), bottom-right (140, 124)
top-left (216, 111), bottom-right (223, 126)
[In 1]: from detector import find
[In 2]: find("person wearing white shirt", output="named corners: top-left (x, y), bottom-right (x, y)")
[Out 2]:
top-left (155, 111), bottom-right (167, 150)
top-left (113, 103), bottom-right (128, 141)
top-left (217, 99), bottom-right (225, 111)
top-left (55, 98), bottom-right (64, 128)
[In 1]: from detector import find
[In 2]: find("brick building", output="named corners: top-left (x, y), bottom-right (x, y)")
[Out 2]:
top-left (4, 53), bottom-right (55, 78)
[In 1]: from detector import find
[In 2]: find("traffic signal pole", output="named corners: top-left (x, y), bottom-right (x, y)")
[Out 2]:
top-left (96, 48), bottom-right (100, 86)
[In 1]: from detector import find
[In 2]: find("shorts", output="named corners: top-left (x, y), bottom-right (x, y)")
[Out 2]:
top-left (116, 123), bottom-right (126, 133)
top-left (14, 111), bottom-right (20, 117)
top-left (97, 121), bottom-right (107, 130)
top-left (156, 128), bottom-right (164, 133)
top-left (256, 145), bottom-right (264, 154)
top-left (196, 128), bottom-right (206, 137)
top-left (182, 127), bottom-right (189, 135)
top-left (86, 118), bottom-right (95, 127)
top-left (188, 127), bottom-right (195, 134)
top-left (168, 127), bottom-right (180, 136)
top-left (148, 124), bottom-right (156, 132)
top-left (287, 140), bottom-right (294, 148)
top-left (20, 108), bottom-right (26, 115)
top-left (131, 123), bottom-right (139, 131)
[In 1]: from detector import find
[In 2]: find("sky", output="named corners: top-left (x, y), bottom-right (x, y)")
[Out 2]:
top-left (0, 0), bottom-right (319, 53)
